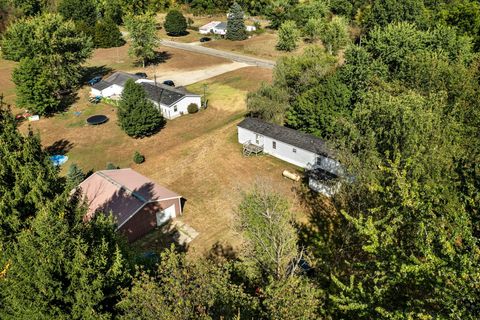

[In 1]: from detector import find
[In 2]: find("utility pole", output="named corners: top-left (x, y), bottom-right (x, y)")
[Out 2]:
top-left (203, 84), bottom-right (208, 108)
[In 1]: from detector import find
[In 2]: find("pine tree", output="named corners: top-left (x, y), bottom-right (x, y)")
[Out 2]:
top-left (164, 9), bottom-right (187, 36)
top-left (226, 2), bottom-right (247, 41)
top-left (94, 18), bottom-right (125, 48)
top-left (118, 80), bottom-right (165, 138)
top-left (58, 0), bottom-right (97, 26)
top-left (66, 163), bottom-right (85, 187)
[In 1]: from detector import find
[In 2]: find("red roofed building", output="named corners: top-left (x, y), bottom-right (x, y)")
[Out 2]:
top-left (77, 168), bottom-right (182, 242)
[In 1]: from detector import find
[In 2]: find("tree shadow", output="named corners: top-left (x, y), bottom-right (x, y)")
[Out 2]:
top-left (45, 139), bottom-right (74, 155)
top-left (166, 30), bottom-right (190, 37)
top-left (134, 51), bottom-right (173, 67)
top-left (81, 65), bottom-right (113, 85)
top-left (206, 241), bottom-right (238, 263)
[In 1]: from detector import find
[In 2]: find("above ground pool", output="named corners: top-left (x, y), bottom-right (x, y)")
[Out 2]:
top-left (86, 115), bottom-right (108, 125)
top-left (50, 155), bottom-right (68, 166)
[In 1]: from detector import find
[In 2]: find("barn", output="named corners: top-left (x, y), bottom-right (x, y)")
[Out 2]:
top-left (91, 72), bottom-right (143, 98)
top-left (77, 168), bottom-right (182, 242)
top-left (237, 117), bottom-right (343, 196)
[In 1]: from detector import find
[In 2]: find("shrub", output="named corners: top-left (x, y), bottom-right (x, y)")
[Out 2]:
top-left (133, 151), bottom-right (145, 164)
top-left (106, 162), bottom-right (119, 170)
top-left (164, 10), bottom-right (187, 36)
top-left (187, 103), bottom-right (199, 114)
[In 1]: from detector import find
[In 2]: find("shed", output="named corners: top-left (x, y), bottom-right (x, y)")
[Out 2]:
top-left (77, 168), bottom-right (183, 242)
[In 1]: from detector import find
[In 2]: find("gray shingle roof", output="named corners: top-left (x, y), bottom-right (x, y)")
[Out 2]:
top-left (140, 82), bottom-right (198, 107)
top-left (104, 72), bottom-right (142, 87)
top-left (216, 22), bottom-right (227, 30)
top-left (92, 80), bottom-right (112, 91)
top-left (237, 117), bottom-right (332, 156)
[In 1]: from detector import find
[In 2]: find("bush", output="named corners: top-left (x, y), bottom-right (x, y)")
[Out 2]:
top-left (164, 10), bottom-right (187, 36)
top-left (106, 162), bottom-right (119, 170)
top-left (133, 151), bottom-right (145, 164)
top-left (187, 103), bottom-right (199, 114)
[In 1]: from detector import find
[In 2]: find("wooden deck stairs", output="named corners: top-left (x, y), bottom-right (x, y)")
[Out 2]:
top-left (243, 140), bottom-right (264, 156)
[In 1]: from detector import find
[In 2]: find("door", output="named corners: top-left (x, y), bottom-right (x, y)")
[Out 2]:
top-left (255, 134), bottom-right (264, 146)
top-left (156, 204), bottom-right (176, 226)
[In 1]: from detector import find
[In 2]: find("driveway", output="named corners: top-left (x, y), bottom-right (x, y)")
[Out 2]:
top-left (160, 39), bottom-right (276, 69)
top-left (152, 61), bottom-right (251, 86)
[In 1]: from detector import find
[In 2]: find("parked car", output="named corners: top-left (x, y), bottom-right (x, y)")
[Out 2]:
top-left (163, 80), bottom-right (175, 87)
top-left (135, 72), bottom-right (148, 78)
top-left (199, 37), bottom-right (211, 43)
top-left (88, 76), bottom-right (102, 86)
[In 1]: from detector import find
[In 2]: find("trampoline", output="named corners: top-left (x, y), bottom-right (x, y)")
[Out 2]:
top-left (86, 115), bottom-right (108, 125)
top-left (50, 155), bottom-right (68, 166)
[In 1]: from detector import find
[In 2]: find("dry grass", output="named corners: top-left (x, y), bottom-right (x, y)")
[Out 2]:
top-left (203, 32), bottom-right (308, 61)
top-left (19, 66), bottom-right (307, 256)
top-left (0, 58), bottom-right (16, 105)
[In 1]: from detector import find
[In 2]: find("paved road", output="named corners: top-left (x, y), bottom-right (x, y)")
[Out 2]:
top-left (160, 40), bottom-right (276, 69)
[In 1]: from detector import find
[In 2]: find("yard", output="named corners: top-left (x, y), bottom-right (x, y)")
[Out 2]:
top-left (18, 66), bottom-right (306, 256)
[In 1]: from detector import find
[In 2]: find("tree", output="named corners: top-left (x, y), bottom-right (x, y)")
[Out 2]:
top-left (58, 0), bottom-right (97, 26)
top-left (164, 9), bottom-right (187, 36)
top-left (362, 0), bottom-right (427, 31)
top-left (319, 16), bottom-right (350, 55)
top-left (124, 14), bottom-right (159, 68)
top-left (10, 0), bottom-right (44, 16)
top-left (94, 18), bottom-right (125, 48)
top-left (1, 13), bottom-right (93, 114)
top-left (246, 83), bottom-right (289, 124)
top-left (265, 0), bottom-right (299, 29)
top-left (276, 20), bottom-right (300, 51)
top-left (117, 80), bottom-right (165, 138)
top-left (66, 163), bottom-right (85, 187)
top-left (12, 58), bottom-right (60, 114)
top-left (236, 184), bottom-right (302, 281)
top-left (226, 2), bottom-right (248, 40)
top-left (117, 246), bottom-right (258, 319)
top-left (303, 18), bottom-right (323, 42)
top-left (1, 195), bottom-right (130, 319)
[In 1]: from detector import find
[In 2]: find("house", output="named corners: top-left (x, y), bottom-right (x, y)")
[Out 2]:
top-left (237, 117), bottom-right (343, 196)
top-left (77, 168), bottom-right (183, 242)
top-left (139, 81), bottom-right (202, 120)
top-left (91, 72), bottom-right (142, 98)
top-left (199, 21), bottom-right (227, 35)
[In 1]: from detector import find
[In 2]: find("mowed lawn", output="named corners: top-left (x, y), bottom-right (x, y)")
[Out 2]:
top-left (19, 67), bottom-right (306, 256)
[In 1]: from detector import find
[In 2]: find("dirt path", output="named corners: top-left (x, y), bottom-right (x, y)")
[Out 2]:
top-left (160, 39), bottom-right (276, 69)
top-left (152, 62), bottom-right (250, 86)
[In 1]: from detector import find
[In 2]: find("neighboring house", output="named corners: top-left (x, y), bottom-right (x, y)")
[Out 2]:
top-left (199, 21), bottom-right (227, 35)
top-left (246, 25), bottom-right (257, 32)
top-left (91, 72), bottom-right (142, 98)
top-left (237, 117), bottom-right (343, 196)
top-left (139, 81), bottom-right (201, 120)
top-left (77, 168), bottom-right (183, 242)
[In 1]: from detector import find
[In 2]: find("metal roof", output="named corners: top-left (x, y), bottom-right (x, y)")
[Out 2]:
top-left (140, 82), bottom-right (199, 107)
top-left (237, 117), bottom-right (332, 156)
top-left (104, 71), bottom-right (142, 87)
top-left (92, 80), bottom-right (112, 91)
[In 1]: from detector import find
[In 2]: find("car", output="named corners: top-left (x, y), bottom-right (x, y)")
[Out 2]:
top-left (199, 37), bottom-right (211, 43)
top-left (163, 80), bottom-right (175, 87)
top-left (88, 76), bottom-right (102, 86)
top-left (135, 72), bottom-right (148, 78)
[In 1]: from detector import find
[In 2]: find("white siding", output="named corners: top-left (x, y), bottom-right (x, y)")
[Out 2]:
top-left (91, 88), bottom-right (102, 97)
top-left (102, 84), bottom-right (123, 97)
top-left (152, 96), bottom-right (201, 120)
top-left (238, 127), bottom-right (318, 169)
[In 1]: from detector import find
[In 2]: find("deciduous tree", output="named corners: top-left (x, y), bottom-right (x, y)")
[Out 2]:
top-left (276, 20), bottom-right (300, 51)
top-left (124, 14), bottom-right (159, 68)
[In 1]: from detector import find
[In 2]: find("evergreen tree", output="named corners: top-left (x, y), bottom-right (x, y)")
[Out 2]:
top-left (117, 80), bottom-right (165, 138)
top-left (276, 20), bottom-right (300, 51)
top-left (1, 195), bottom-right (129, 319)
top-left (226, 2), bottom-right (247, 41)
top-left (124, 14), bottom-right (158, 68)
top-left (58, 0), bottom-right (97, 26)
top-left (94, 18), bottom-right (125, 48)
top-left (66, 163), bottom-right (85, 187)
top-left (164, 9), bottom-right (187, 36)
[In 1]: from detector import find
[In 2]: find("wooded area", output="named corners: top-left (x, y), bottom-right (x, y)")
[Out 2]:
top-left (1, 0), bottom-right (479, 319)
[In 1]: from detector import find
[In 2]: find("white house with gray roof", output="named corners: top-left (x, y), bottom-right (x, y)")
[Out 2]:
top-left (199, 21), bottom-right (227, 35)
top-left (90, 72), bottom-right (201, 120)
top-left (139, 81), bottom-right (201, 120)
top-left (237, 117), bottom-right (344, 196)
top-left (91, 72), bottom-right (143, 98)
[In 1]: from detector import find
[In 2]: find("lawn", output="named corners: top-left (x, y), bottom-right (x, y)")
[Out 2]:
top-left (20, 66), bottom-right (306, 256)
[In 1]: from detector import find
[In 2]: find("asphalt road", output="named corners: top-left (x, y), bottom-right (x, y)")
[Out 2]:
top-left (160, 40), bottom-right (276, 69)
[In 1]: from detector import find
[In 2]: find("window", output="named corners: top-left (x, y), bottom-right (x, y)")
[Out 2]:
top-left (174, 105), bottom-right (178, 112)
top-left (272, 141), bottom-right (276, 149)
top-left (293, 148), bottom-right (297, 153)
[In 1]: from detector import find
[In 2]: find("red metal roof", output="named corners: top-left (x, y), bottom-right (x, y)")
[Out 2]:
top-left (78, 168), bottom-right (181, 227)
